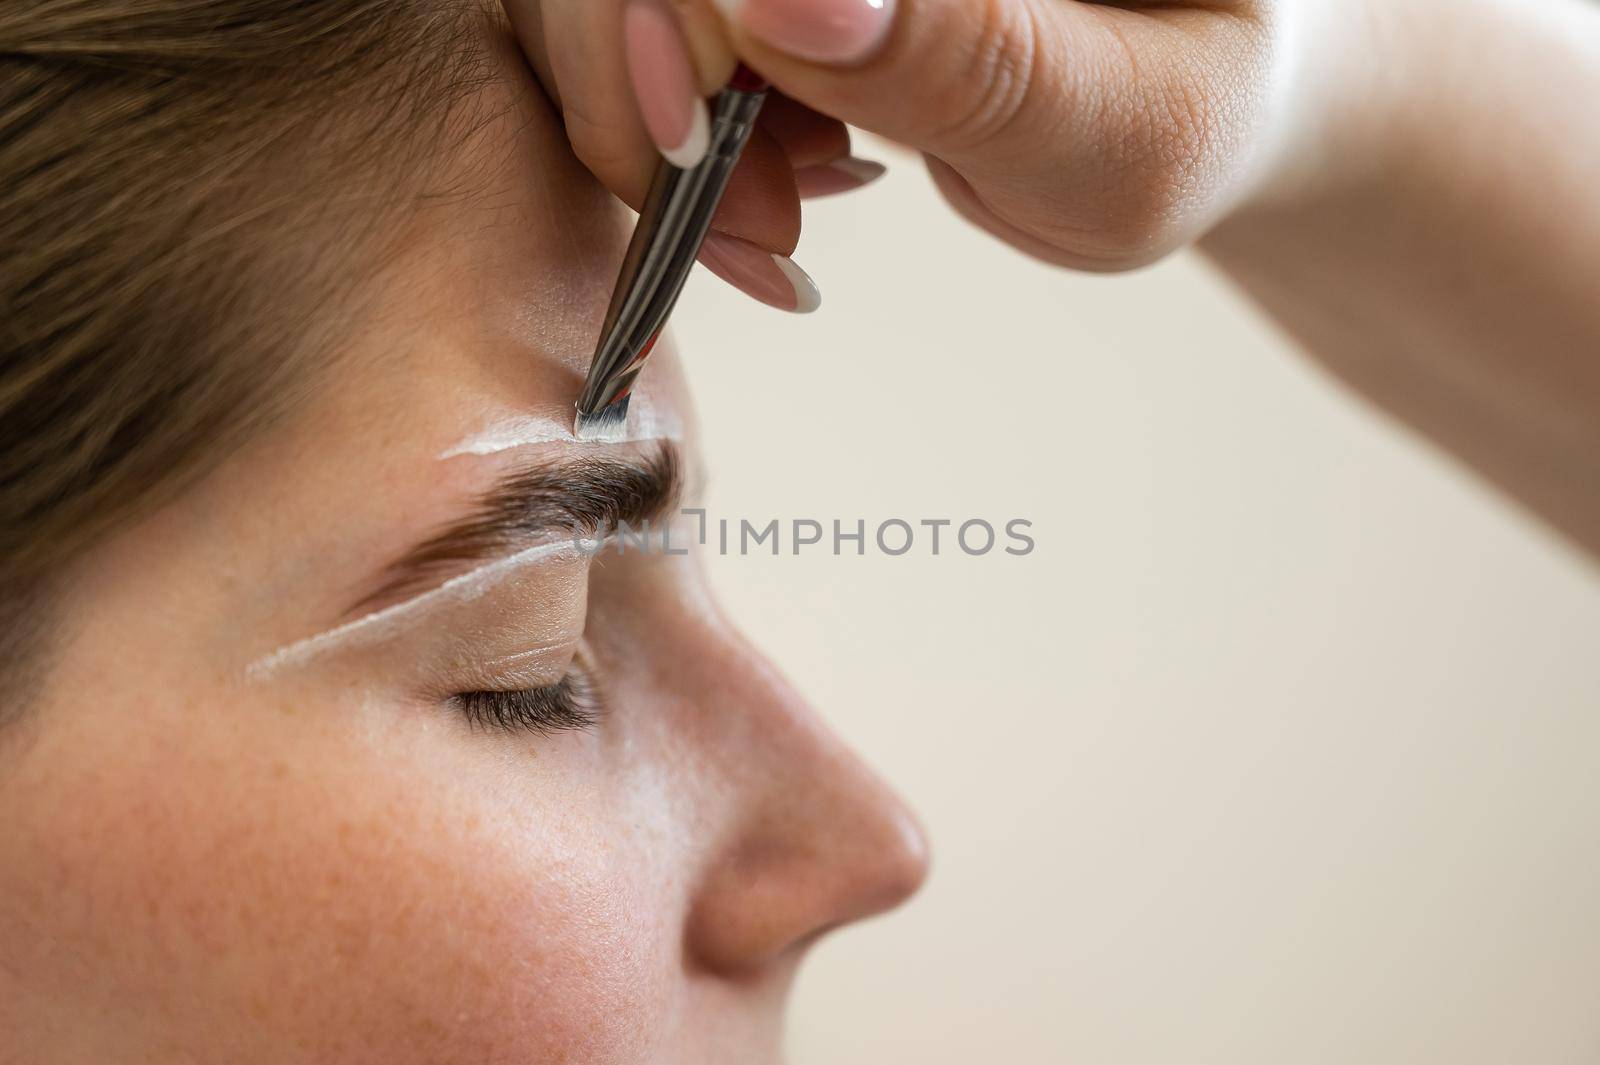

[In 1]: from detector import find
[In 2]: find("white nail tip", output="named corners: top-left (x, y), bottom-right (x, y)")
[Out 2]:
top-left (662, 98), bottom-right (711, 169)
top-left (830, 157), bottom-right (887, 183)
top-left (709, 0), bottom-right (743, 20)
top-left (772, 255), bottom-right (822, 314)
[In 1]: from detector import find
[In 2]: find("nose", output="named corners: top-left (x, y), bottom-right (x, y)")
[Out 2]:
top-left (677, 620), bottom-right (930, 974)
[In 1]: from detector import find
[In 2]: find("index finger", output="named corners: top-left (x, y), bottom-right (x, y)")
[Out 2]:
top-left (502, 0), bottom-right (801, 253)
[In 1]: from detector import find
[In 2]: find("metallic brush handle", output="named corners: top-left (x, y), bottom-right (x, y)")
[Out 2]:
top-left (576, 82), bottom-right (769, 418)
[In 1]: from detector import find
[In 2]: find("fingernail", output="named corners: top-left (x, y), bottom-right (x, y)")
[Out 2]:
top-left (715, 0), bottom-right (896, 65)
top-left (624, 0), bottom-right (710, 168)
top-left (699, 232), bottom-right (822, 313)
top-left (795, 156), bottom-right (887, 199)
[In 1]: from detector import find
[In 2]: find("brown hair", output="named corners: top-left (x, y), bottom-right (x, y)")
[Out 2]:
top-left (0, 0), bottom-right (494, 703)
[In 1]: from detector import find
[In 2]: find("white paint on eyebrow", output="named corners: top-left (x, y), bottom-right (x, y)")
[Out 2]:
top-left (438, 394), bottom-right (682, 459)
top-left (245, 537), bottom-right (599, 681)
top-left (438, 414), bottom-right (573, 457)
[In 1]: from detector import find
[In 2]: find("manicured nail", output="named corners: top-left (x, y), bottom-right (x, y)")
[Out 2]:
top-left (795, 156), bottom-right (887, 199)
top-left (699, 232), bottom-right (822, 313)
top-left (714, 0), bottom-right (896, 65)
top-left (624, 0), bottom-right (710, 168)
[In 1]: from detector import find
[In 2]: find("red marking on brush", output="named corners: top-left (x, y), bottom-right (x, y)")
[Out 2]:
top-left (729, 64), bottom-right (769, 93)
top-left (623, 330), bottom-right (661, 372)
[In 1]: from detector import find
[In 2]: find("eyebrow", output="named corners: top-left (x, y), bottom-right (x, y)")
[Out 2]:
top-left (348, 442), bottom-right (682, 616)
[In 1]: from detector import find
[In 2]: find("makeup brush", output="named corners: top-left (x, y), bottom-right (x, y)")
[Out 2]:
top-left (574, 65), bottom-right (769, 443)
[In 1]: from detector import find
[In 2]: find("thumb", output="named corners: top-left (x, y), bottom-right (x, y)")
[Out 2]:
top-left (709, 0), bottom-right (1092, 164)
top-left (712, 0), bottom-right (1271, 270)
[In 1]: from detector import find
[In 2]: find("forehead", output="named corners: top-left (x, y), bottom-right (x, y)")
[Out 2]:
top-left (336, 62), bottom-right (693, 453)
top-left (74, 52), bottom-right (699, 661)
top-left (275, 59), bottom-right (698, 572)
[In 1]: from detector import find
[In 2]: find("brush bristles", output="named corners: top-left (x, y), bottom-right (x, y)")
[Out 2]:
top-left (573, 397), bottom-right (631, 443)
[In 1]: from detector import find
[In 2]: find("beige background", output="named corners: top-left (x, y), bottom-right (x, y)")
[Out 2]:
top-left (676, 158), bottom-right (1600, 1063)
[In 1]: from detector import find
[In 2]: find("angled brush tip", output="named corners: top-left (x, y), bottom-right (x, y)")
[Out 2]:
top-left (573, 398), bottom-right (631, 444)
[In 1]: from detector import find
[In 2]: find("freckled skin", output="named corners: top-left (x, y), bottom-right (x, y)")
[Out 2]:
top-left (1, 699), bottom-right (666, 1063)
top-left (0, 26), bottom-right (926, 1065)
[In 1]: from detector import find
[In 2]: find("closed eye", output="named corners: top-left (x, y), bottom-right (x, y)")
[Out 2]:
top-left (453, 671), bottom-right (601, 736)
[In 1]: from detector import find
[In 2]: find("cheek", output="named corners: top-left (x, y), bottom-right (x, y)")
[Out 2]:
top-left (0, 694), bottom-right (678, 1065)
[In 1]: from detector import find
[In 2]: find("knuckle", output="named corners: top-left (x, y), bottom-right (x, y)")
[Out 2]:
top-left (1084, 67), bottom-right (1233, 266)
top-left (924, 0), bottom-right (1045, 152)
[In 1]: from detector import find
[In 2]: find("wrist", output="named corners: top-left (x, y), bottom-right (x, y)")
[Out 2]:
top-left (1234, 0), bottom-right (1438, 215)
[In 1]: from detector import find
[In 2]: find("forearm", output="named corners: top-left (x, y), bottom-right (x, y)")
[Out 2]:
top-left (1203, 0), bottom-right (1600, 556)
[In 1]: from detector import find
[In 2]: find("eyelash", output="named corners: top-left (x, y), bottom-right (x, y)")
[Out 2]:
top-left (454, 669), bottom-right (602, 736)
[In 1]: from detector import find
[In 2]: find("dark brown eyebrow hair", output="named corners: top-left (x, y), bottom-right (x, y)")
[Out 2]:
top-left (348, 442), bottom-right (682, 615)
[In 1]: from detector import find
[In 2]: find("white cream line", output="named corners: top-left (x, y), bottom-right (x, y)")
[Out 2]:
top-left (438, 414), bottom-right (574, 458)
top-left (439, 397), bottom-right (683, 460)
top-left (245, 538), bottom-right (599, 680)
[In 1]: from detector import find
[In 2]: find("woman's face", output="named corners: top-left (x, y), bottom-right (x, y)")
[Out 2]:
top-left (0, 40), bottom-right (926, 1065)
